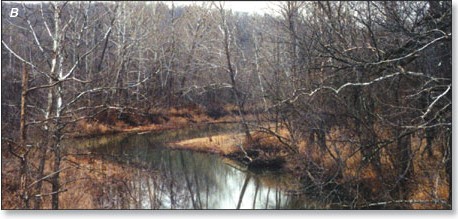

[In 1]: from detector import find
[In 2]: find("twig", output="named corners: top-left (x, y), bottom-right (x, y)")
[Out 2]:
top-left (34, 189), bottom-right (68, 198)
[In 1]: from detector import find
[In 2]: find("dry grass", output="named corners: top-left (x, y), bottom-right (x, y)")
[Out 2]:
top-left (169, 106), bottom-right (202, 115)
top-left (408, 135), bottom-right (450, 209)
top-left (320, 127), bottom-right (448, 207)
top-left (223, 104), bottom-right (239, 113)
top-left (249, 128), bottom-right (290, 150)
top-left (168, 116), bottom-right (190, 125)
top-left (243, 125), bottom-right (450, 209)
top-left (169, 134), bottom-right (244, 155)
top-left (1, 145), bottom-right (156, 209)
top-left (1, 152), bottom-right (21, 209)
top-left (75, 120), bottom-right (116, 136)
top-left (3, 104), bottom-right (449, 209)
top-left (68, 105), bottom-right (257, 139)
top-left (168, 122), bottom-right (287, 157)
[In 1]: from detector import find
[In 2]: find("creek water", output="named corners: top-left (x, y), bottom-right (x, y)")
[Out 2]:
top-left (70, 124), bottom-right (324, 209)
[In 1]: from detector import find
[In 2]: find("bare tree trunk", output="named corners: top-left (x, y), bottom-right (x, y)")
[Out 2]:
top-left (218, 5), bottom-right (252, 144)
top-left (252, 31), bottom-right (268, 111)
top-left (51, 139), bottom-right (62, 209)
top-left (19, 63), bottom-right (30, 209)
top-left (33, 140), bottom-right (48, 209)
top-left (394, 76), bottom-right (413, 199)
top-left (396, 131), bottom-right (412, 198)
top-left (50, 3), bottom-right (63, 209)
top-left (97, 27), bottom-right (112, 72)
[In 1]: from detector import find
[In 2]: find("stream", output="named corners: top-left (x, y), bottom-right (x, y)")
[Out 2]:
top-left (69, 124), bottom-right (326, 209)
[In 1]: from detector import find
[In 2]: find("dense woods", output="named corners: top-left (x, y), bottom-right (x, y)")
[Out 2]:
top-left (1, 1), bottom-right (451, 209)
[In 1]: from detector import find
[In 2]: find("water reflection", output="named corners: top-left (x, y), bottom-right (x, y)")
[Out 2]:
top-left (69, 124), bottom-right (324, 209)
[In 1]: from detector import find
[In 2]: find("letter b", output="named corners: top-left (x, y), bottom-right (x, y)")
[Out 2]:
top-left (10, 8), bottom-right (18, 17)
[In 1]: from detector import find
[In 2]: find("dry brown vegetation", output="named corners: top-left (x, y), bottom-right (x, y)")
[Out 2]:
top-left (166, 122), bottom-right (449, 209)
top-left (1, 1), bottom-right (451, 210)
top-left (2, 110), bottom-right (450, 210)
top-left (2, 144), bottom-right (156, 209)
top-left (1, 105), bottom-right (259, 209)
top-left (68, 105), bottom-right (254, 138)
top-left (68, 106), bottom-right (247, 137)
top-left (168, 133), bottom-right (243, 155)
top-left (236, 126), bottom-right (451, 209)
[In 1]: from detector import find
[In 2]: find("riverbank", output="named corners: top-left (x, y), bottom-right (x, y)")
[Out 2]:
top-left (168, 130), bottom-right (290, 173)
top-left (2, 119), bottom-right (450, 209)
top-left (166, 126), bottom-right (451, 210)
top-left (3, 105), bottom-right (450, 209)
top-left (168, 133), bottom-right (243, 155)
top-left (68, 105), bottom-right (258, 139)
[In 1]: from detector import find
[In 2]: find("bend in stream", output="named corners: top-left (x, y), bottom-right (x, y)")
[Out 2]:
top-left (68, 124), bottom-right (327, 209)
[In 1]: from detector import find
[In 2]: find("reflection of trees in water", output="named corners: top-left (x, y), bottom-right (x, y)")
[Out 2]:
top-left (91, 147), bottom-right (326, 209)
top-left (75, 124), bottom-right (328, 209)
top-left (88, 147), bottom-right (328, 209)
top-left (81, 124), bottom-right (238, 160)
top-left (157, 150), bottom-right (224, 209)
top-left (94, 149), bottom-right (227, 209)
top-left (236, 174), bottom-right (251, 209)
